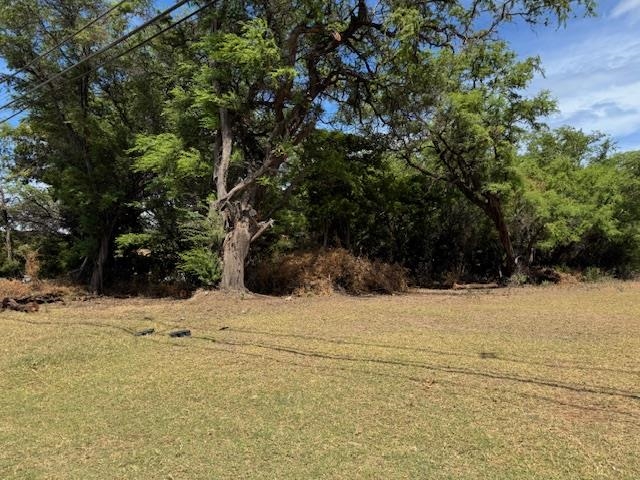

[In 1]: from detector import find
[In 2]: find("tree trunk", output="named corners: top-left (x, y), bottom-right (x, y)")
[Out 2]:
top-left (4, 226), bottom-right (12, 263)
top-left (220, 216), bottom-right (252, 291)
top-left (89, 232), bottom-right (110, 294)
top-left (0, 185), bottom-right (13, 262)
top-left (484, 194), bottom-right (517, 277)
top-left (213, 108), bottom-right (274, 292)
top-left (455, 184), bottom-right (518, 279)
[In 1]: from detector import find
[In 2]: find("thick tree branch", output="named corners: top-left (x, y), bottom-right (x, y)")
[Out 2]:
top-left (250, 218), bottom-right (274, 243)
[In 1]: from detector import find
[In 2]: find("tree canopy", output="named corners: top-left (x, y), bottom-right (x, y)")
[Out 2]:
top-left (0, 0), bottom-right (637, 293)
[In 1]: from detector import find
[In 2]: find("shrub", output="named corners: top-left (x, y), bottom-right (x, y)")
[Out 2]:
top-left (581, 266), bottom-right (611, 283)
top-left (0, 278), bottom-right (79, 298)
top-left (507, 271), bottom-right (529, 287)
top-left (0, 258), bottom-right (22, 278)
top-left (178, 247), bottom-right (222, 286)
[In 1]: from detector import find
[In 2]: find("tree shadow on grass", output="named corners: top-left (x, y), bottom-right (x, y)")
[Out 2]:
top-left (194, 334), bottom-right (640, 401)
top-left (150, 333), bottom-right (640, 426)
top-left (221, 327), bottom-right (640, 377)
top-left (6, 316), bottom-right (640, 422)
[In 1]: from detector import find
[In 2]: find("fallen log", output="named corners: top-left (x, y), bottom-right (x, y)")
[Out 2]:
top-left (13, 292), bottom-right (65, 305)
top-left (2, 297), bottom-right (40, 313)
top-left (452, 282), bottom-right (500, 290)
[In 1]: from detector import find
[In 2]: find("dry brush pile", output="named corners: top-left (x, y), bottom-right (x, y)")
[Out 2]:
top-left (250, 248), bottom-right (408, 295)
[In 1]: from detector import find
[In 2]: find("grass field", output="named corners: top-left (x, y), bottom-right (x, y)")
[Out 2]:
top-left (1, 282), bottom-right (639, 479)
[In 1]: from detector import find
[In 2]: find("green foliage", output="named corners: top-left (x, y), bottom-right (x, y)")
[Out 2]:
top-left (259, 130), bottom-right (503, 285)
top-left (114, 207), bottom-right (225, 287)
top-left (514, 128), bottom-right (639, 273)
top-left (376, 39), bottom-right (557, 275)
top-left (114, 203), bottom-right (224, 287)
top-left (179, 209), bottom-right (225, 250)
top-left (191, 16), bottom-right (293, 120)
top-left (0, 0), bottom-right (627, 291)
top-left (178, 247), bottom-right (222, 286)
top-left (115, 233), bottom-right (154, 255)
top-left (0, 0), bottom-right (166, 290)
top-left (508, 271), bottom-right (530, 287)
top-left (175, 210), bottom-right (224, 286)
top-left (130, 133), bottom-right (211, 199)
top-left (582, 266), bottom-right (609, 283)
top-left (122, 128), bottom-right (223, 286)
top-left (210, 18), bottom-right (291, 77)
top-left (0, 257), bottom-right (21, 277)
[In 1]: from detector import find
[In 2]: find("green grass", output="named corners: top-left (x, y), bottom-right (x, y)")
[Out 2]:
top-left (1, 282), bottom-right (639, 479)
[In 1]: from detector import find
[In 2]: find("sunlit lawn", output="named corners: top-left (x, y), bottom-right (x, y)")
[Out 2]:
top-left (1, 282), bottom-right (639, 479)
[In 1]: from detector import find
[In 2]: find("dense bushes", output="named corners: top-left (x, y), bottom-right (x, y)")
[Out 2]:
top-left (1, 128), bottom-right (638, 294)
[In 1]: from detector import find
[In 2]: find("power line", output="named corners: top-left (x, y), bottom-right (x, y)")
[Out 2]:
top-left (77, 1), bottom-right (214, 80)
top-left (0, 107), bottom-right (28, 125)
top-left (0, 0), bottom-right (130, 87)
top-left (0, 0), bottom-right (192, 114)
top-left (0, 0), bottom-right (193, 109)
top-left (0, 1), bottom-right (215, 125)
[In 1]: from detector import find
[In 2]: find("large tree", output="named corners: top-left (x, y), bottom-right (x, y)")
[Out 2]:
top-left (141, 0), bottom-right (594, 291)
top-left (0, 0), bottom-right (168, 291)
top-left (396, 42), bottom-right (555, 277)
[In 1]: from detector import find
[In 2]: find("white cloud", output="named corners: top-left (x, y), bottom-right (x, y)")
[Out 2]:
top-left (611, 0), bottom-right (640, 24)
top-left (527, 28), bottom-right (640, 146)
top-left (508, 3), bottom-right (640, 150)
top-left (611, 0), bottom-right (640, 17)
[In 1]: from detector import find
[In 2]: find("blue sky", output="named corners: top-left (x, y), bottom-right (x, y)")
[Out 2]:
top-left (2, 0), bottom-right (640, 152)
top-left (502, 0), bottom-right (640, 152)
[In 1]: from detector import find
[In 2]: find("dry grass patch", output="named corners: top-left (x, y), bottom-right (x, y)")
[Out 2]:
top-left (1, 282), bottom-right (639, 479)
top-left (0, 278), bottom-right (81, 299)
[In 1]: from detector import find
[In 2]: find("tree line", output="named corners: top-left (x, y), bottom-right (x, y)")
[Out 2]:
top-left (0, 0), bottom-right (638, 293)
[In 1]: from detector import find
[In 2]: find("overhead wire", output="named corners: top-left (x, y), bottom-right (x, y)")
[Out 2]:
top-left (0, 107), bottom-right (28, 125)
top-left (72, 0), bottom-right (214, 83)
top-left (0, 0), bottom-right (214, 125)
top-left (0, 0), bottom-right (193, 114)
top-left (0, 0), bottom-right (130, 87)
